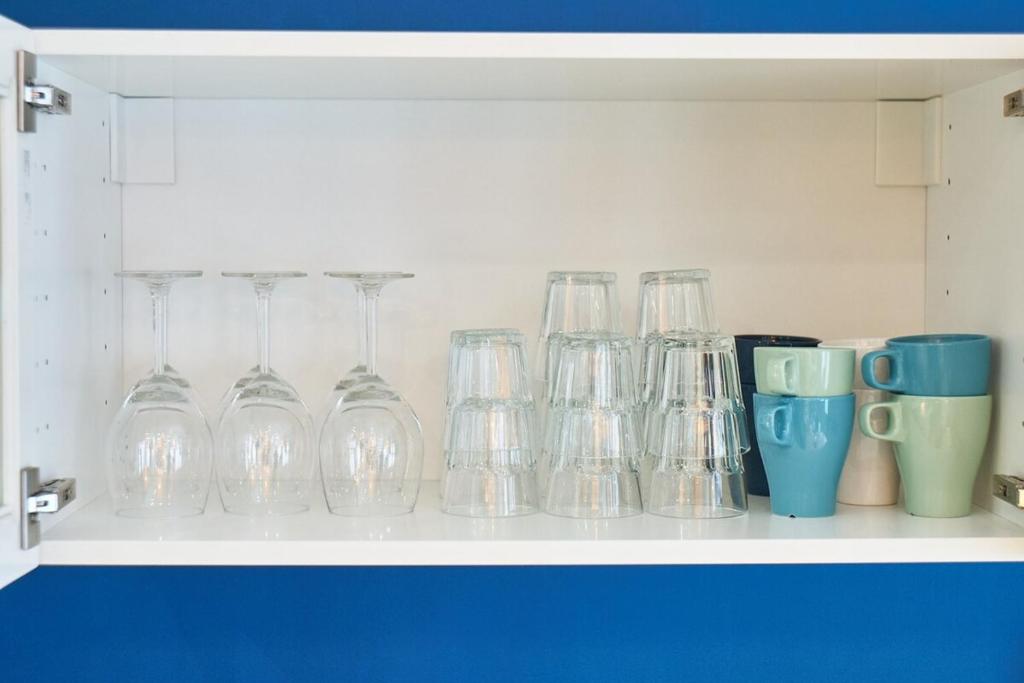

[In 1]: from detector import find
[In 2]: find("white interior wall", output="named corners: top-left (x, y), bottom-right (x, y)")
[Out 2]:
top-left (121, 98), bottom-right (926, 479)
top-left (927, 67), bottom-right (1024, 524)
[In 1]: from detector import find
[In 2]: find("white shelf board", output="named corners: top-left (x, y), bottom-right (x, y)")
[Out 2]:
top-left (40, 482), bottom-right (1024, 566)
top-left (31, 30), bottom-right (1024, 100)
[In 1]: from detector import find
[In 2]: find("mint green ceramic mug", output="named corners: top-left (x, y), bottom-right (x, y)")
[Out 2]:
top-left (858, 394), bottom-right (991, 518)
top-left (753, 347), bottom-right (855, 397)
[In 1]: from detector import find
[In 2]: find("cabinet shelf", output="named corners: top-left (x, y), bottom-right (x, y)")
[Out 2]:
top-left (39, 482), bottom-right (1024, 566)
top-left (32, 30), bottom-right (1024, 101)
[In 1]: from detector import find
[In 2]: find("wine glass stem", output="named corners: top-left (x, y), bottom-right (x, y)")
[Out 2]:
top-left (255, 282), bottom-right (274, 375)
top-left (358, 285), bottom-right (382, 376)
top-left (355, 288), bottom-right (366, 370)
top-left (148, 282), bottom-right (170, 375)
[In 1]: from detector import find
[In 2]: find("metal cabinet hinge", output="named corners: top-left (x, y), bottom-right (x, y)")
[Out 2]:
top-left (993, 474), bottom-right (1024, 508)
top-left (1005, 89), bottom-right (1024, 117)
top-left (17, 50), bottom-right (72, 133)
top-left (20, 467), bottom-right (76, 550)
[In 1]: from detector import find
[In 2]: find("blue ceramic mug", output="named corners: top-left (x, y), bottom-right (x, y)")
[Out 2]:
top-left (753, 393), bottom-right (855, 517)
top-left (861, 334), bottom-right (990, 397)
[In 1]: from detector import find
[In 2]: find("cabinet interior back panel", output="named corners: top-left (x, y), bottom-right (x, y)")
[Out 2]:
top-left (122, 99), bottom-right (925, 478)
top-left (927, 68), bottom-right (1024, 524)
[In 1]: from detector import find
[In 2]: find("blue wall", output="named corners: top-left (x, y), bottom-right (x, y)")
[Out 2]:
top-left (1, 564), bottom-right (1023, 681)
top-left (2, 0), bottom-right (1024, 33)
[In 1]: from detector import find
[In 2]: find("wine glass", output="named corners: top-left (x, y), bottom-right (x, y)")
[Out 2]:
top-left (320, 272), bottom-right (423, 516)
top-left (317, 283), bottom-right (371, 432)
top-left (105, 271), bottom-right (213, 517)
top-left (217, 272), bottom-right (315, 515)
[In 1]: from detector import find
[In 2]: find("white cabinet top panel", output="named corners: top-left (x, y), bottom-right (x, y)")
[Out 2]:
top-left (33, 31), bottom-right (1024, 100)
top-left (40, 483), bottom-right (1024, 566)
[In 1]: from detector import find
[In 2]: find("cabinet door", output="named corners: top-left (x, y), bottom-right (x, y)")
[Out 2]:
top-left (0, 14), bottom-right (36, 588)
top-left (0, 15), bottom-right (122, 589)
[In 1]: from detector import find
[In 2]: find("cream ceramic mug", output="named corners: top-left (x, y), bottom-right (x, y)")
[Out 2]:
top-left (837, 388), bottom-right (899, 506)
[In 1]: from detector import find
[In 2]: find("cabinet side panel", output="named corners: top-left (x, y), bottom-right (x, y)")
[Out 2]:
top-left (927, 68), bottom-right (1024, 524)
top-left (18, 61), bottom-right (121, 531)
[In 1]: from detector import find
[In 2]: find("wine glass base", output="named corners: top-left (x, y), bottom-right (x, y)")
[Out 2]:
top-left (327, 503), bottom-right (415, 517)
top-left (115, 505), bottom-right (206, 519)
top-left (223, 502), bottom-right (311, 516)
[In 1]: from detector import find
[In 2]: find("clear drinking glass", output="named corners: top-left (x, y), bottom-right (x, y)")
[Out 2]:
top-left (636, 269), bottom-right (720, 417)
top-left (320, 272), bottom-right (423, 516)
top-left (442, 329), bottom-right (538, 517)
top-left (636, 269), bottom-right (719, 339)
top-left (643, 334), bottom-right (749, 518)
top-left (217, 272), bottom-right (315, 515)
top-left (537, 271), bottom-right (622, 384)
top-left (544, 333), bottom-right (643, 518)
top-left (106, 271), bottom-right (213, 517)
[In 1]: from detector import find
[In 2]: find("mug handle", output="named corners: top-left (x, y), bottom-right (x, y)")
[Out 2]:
top-left (765, 354), bottom-right (797, 395)
top-left (759, 404), bottom-right (792, 447)
top-left (858, 401), bottom-right (904, 443)
top-left (861, 349), bottom-right (901, 392)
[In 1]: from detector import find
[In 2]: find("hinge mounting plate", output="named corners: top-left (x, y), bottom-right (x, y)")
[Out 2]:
top-left (20, 467), bottom-right (76, 550)
top-left (1005, 89), bottom-right (1024, 117)
top-left (993, 474), bottom-right (1024, 508)
top-left (17, 50), bottom-right (72, 133)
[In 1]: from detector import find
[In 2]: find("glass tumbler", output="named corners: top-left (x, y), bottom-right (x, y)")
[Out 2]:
top-left (536, 271), bottom-right (622, 386)
top-left (442, 329), bottom-right (539, 517)
top-left (543, 333), bottom-right (643, 518)
top-left (643, 335), bottom-right (750, 518)
top-left (637, 269), bottom-right (720, 418)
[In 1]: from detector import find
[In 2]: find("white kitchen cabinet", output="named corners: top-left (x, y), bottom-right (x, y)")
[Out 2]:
top-left (2, 17), bottom-right (1024, 586)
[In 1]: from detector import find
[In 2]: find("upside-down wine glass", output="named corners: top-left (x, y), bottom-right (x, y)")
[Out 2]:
top-left (106, 271), bottom-right (213, 517)
top-left (320, 272), bottom-right (423, 516)
top-left (217, 272), bottom-right (316, 515)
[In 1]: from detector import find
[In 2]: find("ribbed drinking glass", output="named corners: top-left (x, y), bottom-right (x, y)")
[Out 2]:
top-left (544, 333), bottom-right (642, 518)
top-left (643, 334), bottom-right (749, 518)
top-left (442, 329), bottom-right (538, 517)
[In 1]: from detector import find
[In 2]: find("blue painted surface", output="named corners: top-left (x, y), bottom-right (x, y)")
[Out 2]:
top-left (1, 0), bottom-right (1024, 33)
top-left (0, 3), bottom-right (1022, 681)
top-left (0, 564), bottom-right (1022, 681)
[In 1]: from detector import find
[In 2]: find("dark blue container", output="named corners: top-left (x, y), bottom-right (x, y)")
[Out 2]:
top-left (735, 335), bottom-right (820, 495)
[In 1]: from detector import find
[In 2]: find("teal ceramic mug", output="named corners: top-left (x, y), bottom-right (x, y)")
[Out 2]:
top-left (861, 334), bottom-right (990, 397)
top-left (753, 392), bottom-right (855, 517)
top-left (753, 347), bottom-right (855, 397)
top-left (859, 394), bottom-right (992, 518)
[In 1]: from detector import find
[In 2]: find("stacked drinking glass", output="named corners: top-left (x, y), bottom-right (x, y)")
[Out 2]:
top-left (636, 270), bottom-right (751, 518)
top-left (441, 329), bottom-right (540, 517)
top-left (543, 332), bottom-right (644, 518)
top-left (535, 272), bottom-right (625, 498)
